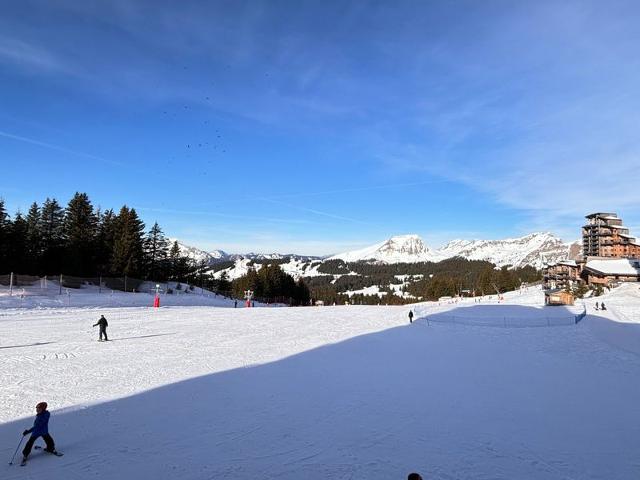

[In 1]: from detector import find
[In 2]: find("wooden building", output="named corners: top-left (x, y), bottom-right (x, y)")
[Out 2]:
top-left (543, 260), bottom-right (580, 290)
top-left (544, 289), bottom-right (575, 306)
top-left (582, 258), bottom-right (640, 286)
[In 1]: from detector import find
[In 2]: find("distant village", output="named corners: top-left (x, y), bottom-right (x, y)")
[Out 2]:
top-left (543, 212), bottom-right (640, 304)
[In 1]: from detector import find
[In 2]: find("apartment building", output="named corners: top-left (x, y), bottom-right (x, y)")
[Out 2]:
top-left (543, 260), bottom-right (580, 290)
top-left (582, 212), bottom-right (640, 258)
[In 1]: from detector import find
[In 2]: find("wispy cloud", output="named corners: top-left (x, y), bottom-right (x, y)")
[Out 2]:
top-left (133, 206), bottom-right (313, 226)
top-left (0, 36), bottom-right (70, 73)
top-left (257, 198), bottom-right (371, 225)
top-left (0, 130), bottom-right (125, 167)
top-left (374, 1), bottom-right (640, 234)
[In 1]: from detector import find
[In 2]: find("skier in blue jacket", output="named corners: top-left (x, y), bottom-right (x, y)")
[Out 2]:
top-left (22, 402), bottom-right (57, 462)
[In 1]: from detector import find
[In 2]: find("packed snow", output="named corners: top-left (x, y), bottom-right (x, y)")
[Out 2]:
top-left (1, 284), bottom-right (640, 479)
top-left (0, 280), bottom-right (242, 310)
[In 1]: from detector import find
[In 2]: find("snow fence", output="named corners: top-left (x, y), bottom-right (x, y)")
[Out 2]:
top-left (419, 310), bottom-right (586, 328)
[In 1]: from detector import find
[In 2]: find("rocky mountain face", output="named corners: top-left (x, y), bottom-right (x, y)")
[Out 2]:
top-left (438, 233), bottom-right (580, 269)
top-left (328, 234), bottom-right (445, 263)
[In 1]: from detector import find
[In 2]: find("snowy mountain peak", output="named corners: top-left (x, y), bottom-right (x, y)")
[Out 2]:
top-left (328, 234), bottom-right (444, 264)
top-left (439, 232), bottom-right (577, 269)
top-left (379, 235), bottom-right (431, 256)
top-left (172, 240), bottom-right (228, 265)
top-left (327, 232), bottom-right (578, 268)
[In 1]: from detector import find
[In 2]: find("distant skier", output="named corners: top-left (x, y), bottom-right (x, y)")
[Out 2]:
top-left (93, 315), bottom-right (109, 341)
top-left (21, 402), bottom-right (59, 465)
top-left (408, 310), bottom-right (414, 323)
top-left (601, 302), bottom-right (606, 311)
top-left (234, 300), bottom-right (238, 308)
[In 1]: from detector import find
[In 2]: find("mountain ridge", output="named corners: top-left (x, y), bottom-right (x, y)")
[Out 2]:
top-left (175, 232), bottom-right (579, 282)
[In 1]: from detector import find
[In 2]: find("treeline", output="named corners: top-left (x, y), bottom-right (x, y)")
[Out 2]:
top-left (0, 194), bottom-right (208, 284)
top-left (302, 258), bottom-right (541, 304)
top-left (231, 264), bottom-right (310, 306)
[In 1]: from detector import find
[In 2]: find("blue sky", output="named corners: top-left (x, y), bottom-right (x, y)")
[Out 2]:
top-left (1, 0), bottom-right (639, 255)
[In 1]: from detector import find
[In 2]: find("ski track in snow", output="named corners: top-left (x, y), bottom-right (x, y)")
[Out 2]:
top-left (1, 286), bottom-right (640, 479)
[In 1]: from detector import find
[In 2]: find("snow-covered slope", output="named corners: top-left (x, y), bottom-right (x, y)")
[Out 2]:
top-left (328, 234), bottom-right (446, 263)
top-left (439, 232), bottom-right (579, 269)
top-left (210, 256), bottom-right (326, 281)
top-left (172, 240), bottom-right (228, 265)
top-left (2, 286), bottom-right (640, 478)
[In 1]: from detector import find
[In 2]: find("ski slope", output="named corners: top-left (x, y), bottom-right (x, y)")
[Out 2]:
top-left (1, 286), bottom-right (640, 479)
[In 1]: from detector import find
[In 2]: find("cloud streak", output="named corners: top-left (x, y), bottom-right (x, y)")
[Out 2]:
top-left (0, 130), bottom-right (126, 167)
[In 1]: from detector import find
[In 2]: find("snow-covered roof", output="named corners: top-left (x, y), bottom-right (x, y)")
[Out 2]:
top-left (610, 225), bottom-right (629, 230)
top-left (585, 259), bottom-right (640, 276)
top-left (558, 260), bottom-right (577, 267)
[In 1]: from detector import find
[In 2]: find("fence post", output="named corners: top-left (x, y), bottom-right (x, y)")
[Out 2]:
top-left (59, 274), bottom-right (63, 295)
top-left (9, 272), bottom-right (13, 296)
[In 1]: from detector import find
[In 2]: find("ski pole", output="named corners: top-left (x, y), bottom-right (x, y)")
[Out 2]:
top-left (8, 434), bottom-right (25, 465)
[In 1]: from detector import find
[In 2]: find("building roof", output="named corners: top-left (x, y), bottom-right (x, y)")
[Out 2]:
top-left (558, 260), bottom-right (577, 267)
top-left (585, 212), bottom-right (617, 219)
top-left (584, 258), bottom-right (640, 276)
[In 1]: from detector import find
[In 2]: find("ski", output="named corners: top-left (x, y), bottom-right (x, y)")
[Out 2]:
top-left (34, 445), bottom-right (64, 456)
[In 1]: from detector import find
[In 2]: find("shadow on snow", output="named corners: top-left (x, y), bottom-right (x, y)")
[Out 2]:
top-left (2, 306), bottom-right (640, 480)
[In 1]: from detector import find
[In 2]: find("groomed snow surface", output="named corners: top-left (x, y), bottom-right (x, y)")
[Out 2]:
top-left (2, 285), bottom-right (640, 479)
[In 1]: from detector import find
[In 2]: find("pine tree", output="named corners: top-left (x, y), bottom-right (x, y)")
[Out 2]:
top-left (0, 199), bottom-right (10, 272)
top-left (167, 240), bottom-right (191, 280)
top-left (168, 240), bottom-right (181, 279)
top-left (24, 202), bottom-right (42, 274)
top-left (95, 209), bottom-right (117, 275)
top-left (8, 212), bottom-right (28, 272)
top-left (64, 192), bottom-right (98, 276)
top-left (111, 206), bottom-right (145, 276)
top-left (294, 277), bottom-right (311, 306)
top-left (40, 198), bottom-right (65, 274)
top-left (218, 270), bottom-right (231, 295)
top-left (144, 222), bottom-right (169, 280)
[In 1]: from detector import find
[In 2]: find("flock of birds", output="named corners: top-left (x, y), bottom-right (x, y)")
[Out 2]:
top-left (161, 98), bottom-right (228, 176)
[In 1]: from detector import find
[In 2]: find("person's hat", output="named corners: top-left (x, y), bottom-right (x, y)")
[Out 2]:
top-left (36, 402), bottom-right (48, 410)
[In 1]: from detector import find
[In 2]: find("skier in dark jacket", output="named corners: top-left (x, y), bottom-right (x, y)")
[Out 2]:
top-left (408, 310), bottom-right (414, 323)
top-left (93, 315), bottom-right (109, 341)
top-left (22, 402), bottom-right (57, 462)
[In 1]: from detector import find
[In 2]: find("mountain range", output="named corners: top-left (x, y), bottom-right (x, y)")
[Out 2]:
top-left (176, 232), bottom-right (579, 280)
